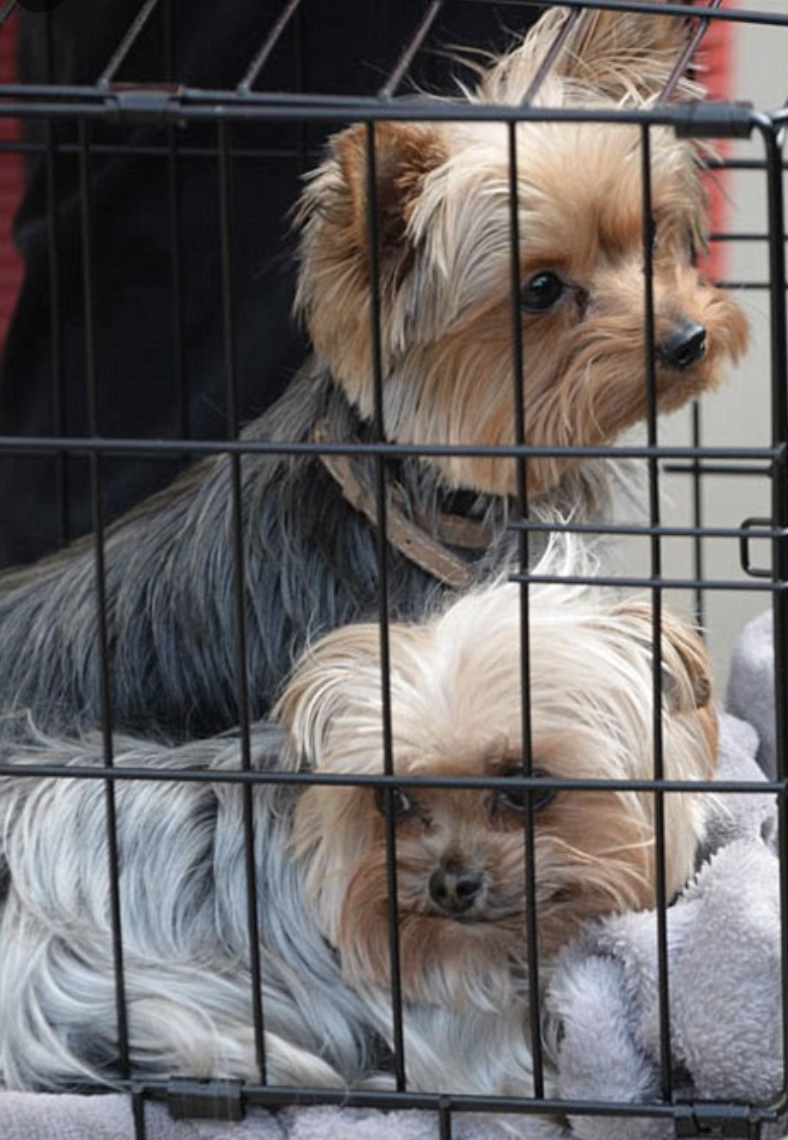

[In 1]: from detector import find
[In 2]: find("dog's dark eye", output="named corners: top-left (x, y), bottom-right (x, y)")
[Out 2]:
top-left (497, 767), bottom-right (556, 815)
top-left (375, 786), bottom-right (415, 819)
top-left (521, 271), bottom-right (565, 313)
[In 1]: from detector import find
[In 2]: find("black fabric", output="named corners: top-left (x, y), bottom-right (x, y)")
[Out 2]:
top-left (0, 0), bottom-right (539, 568)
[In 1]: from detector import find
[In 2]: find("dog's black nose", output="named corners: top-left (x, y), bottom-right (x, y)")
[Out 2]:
top-left (429, 866), bottom-right (484, 914)
top-left (657, 320), bottom-right (707, 372)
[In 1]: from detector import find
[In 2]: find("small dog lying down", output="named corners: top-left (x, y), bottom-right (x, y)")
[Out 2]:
top-left (0, 1), bottom-right (746, 740)
top-left (0, 569), bottom-right (717, 1102)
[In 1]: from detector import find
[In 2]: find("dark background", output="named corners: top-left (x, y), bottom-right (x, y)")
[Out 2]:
top-left (0, 0), bottom-right (541, 568)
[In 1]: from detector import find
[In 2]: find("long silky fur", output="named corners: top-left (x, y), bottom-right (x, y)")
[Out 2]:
top-left (0, 716), bottom-right (382, 1091)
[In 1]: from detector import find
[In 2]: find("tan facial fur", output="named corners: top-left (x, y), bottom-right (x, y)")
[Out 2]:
top-left (281, 579), bottom-right (717, 1013)
top-left (294, 6), bottom-right (748, 499)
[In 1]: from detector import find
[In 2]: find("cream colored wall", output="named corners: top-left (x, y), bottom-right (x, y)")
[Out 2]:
top-left (628, 1), bottom-right (786, 693)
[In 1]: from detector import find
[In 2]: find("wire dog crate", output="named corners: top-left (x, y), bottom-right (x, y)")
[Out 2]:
top-left (0, 1), bottom-right (786, 1138)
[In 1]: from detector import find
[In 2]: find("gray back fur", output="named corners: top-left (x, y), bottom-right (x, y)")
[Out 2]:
top-left (0, 361), bottom-right (533, 740)
top-left (0, 718), bottom-right (384, 1090)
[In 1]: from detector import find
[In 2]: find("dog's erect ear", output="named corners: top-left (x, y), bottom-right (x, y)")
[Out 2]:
top-left (480, 1), bottom-right (696, 107)
top-left (296, 121), bottom-right (447, 282)
top-left (559, 1), bottom-right (693, 93)
top-left (332, 122), bottom-right (446, 257)
top-left (294, 120), bottom-right (448, 374)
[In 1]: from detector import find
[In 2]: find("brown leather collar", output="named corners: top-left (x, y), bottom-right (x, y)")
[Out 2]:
top-left (314, 426), bottom-right (494, 588)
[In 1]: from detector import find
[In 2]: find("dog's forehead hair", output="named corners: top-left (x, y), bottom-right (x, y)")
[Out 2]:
top-left (387, 723), bottom-right (603, 785)
top-left (392, 739), bottom-right (523, 780)
top-left (416, 120), bottom-right (698, 290)
top-left (513, 133), bottom-right (695, 264)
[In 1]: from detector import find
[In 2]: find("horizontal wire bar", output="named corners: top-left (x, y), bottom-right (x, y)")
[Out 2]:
top-left (0, 91), bottom-right (762, 130)
top-left (512, 519), bottom-right (786, 540)
top-left (0, 433), bottom-right (780, 464)
top-left (715, 281), bottom-right (783, 290)
top-left (124, 1076), bottom-right (788, 1122)
top-left (0, 760), bottom-right (779, 797)
top-left (513, 573), bottom-right (786, 592)
top-left (664, 463), bottom-right (771, 477)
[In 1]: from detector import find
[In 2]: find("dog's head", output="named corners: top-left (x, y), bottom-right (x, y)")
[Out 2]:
top-left (295, 4), bottom-right (748, 500)
top-left (279, 577), bottom-right (717, 1012)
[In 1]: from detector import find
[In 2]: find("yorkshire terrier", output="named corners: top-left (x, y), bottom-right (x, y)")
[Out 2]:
top-left (283, 572), bottom-right (718, 1095)
top-left (0, 2), bottom-right (746, 741)
top-left (0, 554), bottom-right (717, 1100)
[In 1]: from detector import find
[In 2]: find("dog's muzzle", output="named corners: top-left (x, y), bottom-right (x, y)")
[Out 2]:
top-left (657, 319), bottom-right (707, 372)
top-left (429, 864), bottom-right (485, 915)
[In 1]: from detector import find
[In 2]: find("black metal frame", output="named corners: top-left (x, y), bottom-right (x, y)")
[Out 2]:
top-left (0, 2), bottom-right (786, 1138)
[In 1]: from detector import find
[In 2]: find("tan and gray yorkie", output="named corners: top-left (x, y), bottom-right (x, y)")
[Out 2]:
top-left (281, 563), bottom-right (718, 1097)
top-left (296, 4), bottom-right (747, 503)
top-left (0, 2), bottom-right (747, 743)
top-left (0, 546), bottom-right (717, 1103)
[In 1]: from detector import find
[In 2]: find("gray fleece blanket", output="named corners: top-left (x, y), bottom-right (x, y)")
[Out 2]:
top-left (0, 613), bottom-right (784, 1140)
top-left (546, 711), bottom-right (784, 1140)
top-left (0, 1099), bottom-right (520, 1140)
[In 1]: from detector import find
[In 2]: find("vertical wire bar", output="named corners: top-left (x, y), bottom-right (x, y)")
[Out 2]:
top-left (162, 0), bottom-right (174, 78)
top-left (364, 119), bottom-right (407, 1092)
top-left (761, 118), bottom-right (788, 771)
top-left (660, 0), bottom-right (723, 103)
top-left (664, 0), bottom-right (719, 656)
top-left (377, 0), bottom-right (444, 101)
top-left (132, 1086), bottom-right (148, 1140)
top-left (166, 151), bottom-right (187, 442)
top-left (293, 0), bottom-right (307, 175)
top-left (217, 118), bottom-right (267, 1083)
top-left (164, 48), bottom-right (188, 440)
top-left (640, 122), bottom-right (673, 1106)
top-left (237, 0), bottom-right (303, 95)
top-left (78, 117), bottom-right (131, 1081)
top-left (690, 402), bottom-right (705, 630)
top-left (40, 16), bottom-right (61, 525)
top-left (759, 113), bottom-right (788, 1113)
top-left (437, 1095), bottom-right (453, 1140)
top-left (520, 6), bottom-right (581, 107)
top-left (507, 119), bottom-right (543, 1100)
top-left (40, 19), bottom-right (70, 544)
top-left (98, 0), bottom-right (165, 87)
